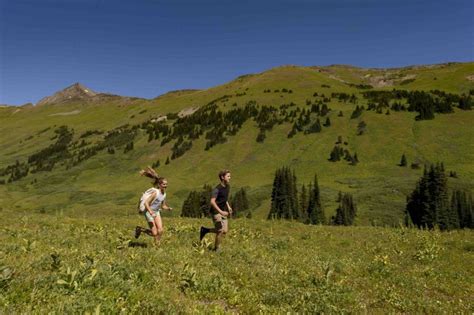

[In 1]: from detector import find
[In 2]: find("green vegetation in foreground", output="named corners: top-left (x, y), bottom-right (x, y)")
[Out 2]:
top-left (1, 210), bottom-right (473, 313)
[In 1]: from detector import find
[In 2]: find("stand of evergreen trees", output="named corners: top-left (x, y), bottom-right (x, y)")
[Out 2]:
top-left (362, 89), bottom-right (472, 121)
top-left (181, 185), bottom-right (213, 218)
top-left (181, 185), bottom-right (251, 218)
top-left (268, 167), bottom-right (325, 224)
top-left (332, 192), bottom-right (357, 225)
top-left (230, 188), bottom-right (251, 218)
top-left (406, 163), bottom-right (473, 230)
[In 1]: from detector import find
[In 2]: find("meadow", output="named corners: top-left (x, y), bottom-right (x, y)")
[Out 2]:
top-left (1, 209), bottom-right (473, 313)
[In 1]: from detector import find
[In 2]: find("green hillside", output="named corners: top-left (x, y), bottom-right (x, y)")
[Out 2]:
top-left (1, 62), bottom-right (473, 225)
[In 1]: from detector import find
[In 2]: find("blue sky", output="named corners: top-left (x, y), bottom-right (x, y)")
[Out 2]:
top-left (0, 0), bottom-right (473, 105)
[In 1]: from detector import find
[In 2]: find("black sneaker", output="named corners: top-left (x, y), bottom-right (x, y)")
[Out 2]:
top-left (199, 226), bottom-right (207, 241)
top-left (135, 226), bottom-right (141, 239)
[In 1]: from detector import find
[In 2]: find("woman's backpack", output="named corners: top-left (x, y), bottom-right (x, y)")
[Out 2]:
top-left (137, 188), bottom-right (159, 213)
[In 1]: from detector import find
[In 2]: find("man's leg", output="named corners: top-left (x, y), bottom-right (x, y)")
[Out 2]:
top-left (200, 214), bottom-right (221, 241)
top-left (214, 218), bottom-right (228, 251)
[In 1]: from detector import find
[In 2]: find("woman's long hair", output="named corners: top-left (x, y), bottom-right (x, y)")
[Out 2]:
top-left (140, 166), bottom-right (165, 186)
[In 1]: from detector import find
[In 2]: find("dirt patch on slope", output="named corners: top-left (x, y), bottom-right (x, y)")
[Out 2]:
top-left (178, 107), bottom-right (198, 118)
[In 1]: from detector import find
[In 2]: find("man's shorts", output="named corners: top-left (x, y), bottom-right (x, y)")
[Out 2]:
top-left (144, 209), bottom-right (161, 223)
top-left (212, 213), bottom-right (228, 232)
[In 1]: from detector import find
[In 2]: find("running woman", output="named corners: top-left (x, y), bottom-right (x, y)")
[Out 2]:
top-left (135, 167), bottom-right (172, 246)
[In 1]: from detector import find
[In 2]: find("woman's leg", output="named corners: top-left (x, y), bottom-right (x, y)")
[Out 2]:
top-left (152, 214), bottom-right (164, 246)
top-left (135, 212), bottom-right (155, 238)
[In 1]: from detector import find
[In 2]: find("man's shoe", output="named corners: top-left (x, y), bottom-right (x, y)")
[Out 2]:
top-left (135, 226), bottom-right (141, 239)
top-left (199, 226), bottom-right (207, 241)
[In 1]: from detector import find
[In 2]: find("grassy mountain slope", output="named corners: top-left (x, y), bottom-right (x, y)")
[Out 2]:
top-left (1, 62), bottom-right (473, 225)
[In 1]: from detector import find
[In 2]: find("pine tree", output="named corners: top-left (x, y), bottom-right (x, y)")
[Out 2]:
top-left (307, 174), bottom-right (325, 224)
top-left (406, 163), bottom-right (454, 230)
top-left (451, 190), bottom-right (474, 229)
top-left (329, 146), bottom-right (342, 162)
top-left (231, 188), bottom-right (250, 217)
top-left (291, 170), bottom-right (299, 219)
top-left (268, 167), bottom-right (299, 220)
top-left (458, 95), bottom-right (472, 110)
top-left (256, 130), bottom-right (266, 143)
top-left (181, 190), bottom-right (202, 217)
top-left (199, 184), bottom-right (213, 217)
top-left (357, 121), bottom-right (367, 135)
top-left (350, 106), bottom-right (363, 119)
top-left (306, 119), bottom-right (322, 134)
top-left (152, 159), bottom-right (160, 168)
top-left (323, 117), bottom-right (331, 127)
top-left (400, 154), bottom-right (407, 167)
top-left (269, 168), bottom-right (283, 219)
top-left (333, 192), bottom-right (357, 226)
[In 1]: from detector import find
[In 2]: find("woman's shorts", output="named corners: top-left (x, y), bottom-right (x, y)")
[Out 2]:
top-left (144, 209), bottom-right (161, 223)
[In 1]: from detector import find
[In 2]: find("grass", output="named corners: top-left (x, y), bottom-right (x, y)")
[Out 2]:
top-left (1, 209), bottom-right (473, 313)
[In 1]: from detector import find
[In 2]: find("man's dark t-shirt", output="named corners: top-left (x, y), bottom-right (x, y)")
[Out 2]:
top-left (210, 184), bottom-right (230, 215)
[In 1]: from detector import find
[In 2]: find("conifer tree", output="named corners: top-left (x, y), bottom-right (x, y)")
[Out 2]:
top-left (299, 184), bottom-right (308, 222)
top-left (406, 163), bottom-right (456, 230)
top-left (323, 117), bottom-right (331, 127)
top-left (458, 95), bottom-right (472, 110)
top-left (268, 167), bottom-right (299, 220)
top-left (307, 174), bottom-right (325, 224)
top-left (333, 192), bottom-right (357, 226)
top-left (306, 119), bottom-right (322, 134)
top-left (329, 146), bottom-right (343, 162)
top-left (350, 106), bottom-right (363, 119)
top-left (231, 187), bottom-right (250, 217)
top-left (400, 154), bottom-right (407, 167)
top-left (199, 184), bottom-right (213, 217)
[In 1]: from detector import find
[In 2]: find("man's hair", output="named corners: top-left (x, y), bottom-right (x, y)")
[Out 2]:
top-left (218, 169), bottom-right (231, 181)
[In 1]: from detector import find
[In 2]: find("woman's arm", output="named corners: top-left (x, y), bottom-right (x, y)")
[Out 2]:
top-left (145, 191), bottom-right (157, 217)
top-left (162, 200), bottom-right (173, 211)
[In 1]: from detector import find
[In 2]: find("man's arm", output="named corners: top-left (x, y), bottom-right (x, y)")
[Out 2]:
top-left (226, 201), bottom-right (233, 215)
top-left (210, 197), bottom-right (229, 217)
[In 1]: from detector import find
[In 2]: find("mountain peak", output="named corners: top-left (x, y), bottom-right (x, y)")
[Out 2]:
top-left (36, 83), bottom-right (98, 106)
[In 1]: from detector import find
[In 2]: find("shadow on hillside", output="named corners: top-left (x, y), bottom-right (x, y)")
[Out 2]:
top-left (129, 241), bottom-right (147, 248)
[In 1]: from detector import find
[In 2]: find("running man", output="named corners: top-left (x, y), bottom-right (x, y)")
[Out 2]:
top-left (135, 167), bottom-right (172, 247)
top-left (200, 170), bottom-right (232, 251)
